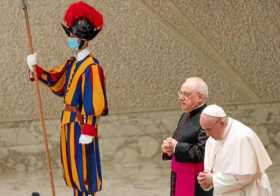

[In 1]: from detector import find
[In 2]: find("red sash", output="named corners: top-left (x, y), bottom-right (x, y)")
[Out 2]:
top-left (171, 156), bottom-right (204, 196)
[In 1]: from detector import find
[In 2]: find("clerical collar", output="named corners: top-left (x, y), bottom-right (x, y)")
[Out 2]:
top-left (220, 117), bottom-right (232, 142)
top-left (76, 48), bottom-right (90, 61)
top-left (189, 104), bottom-right (207, 117)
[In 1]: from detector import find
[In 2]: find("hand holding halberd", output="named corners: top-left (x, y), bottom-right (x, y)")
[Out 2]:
top-left (26, 53), bottom-right (37, 71)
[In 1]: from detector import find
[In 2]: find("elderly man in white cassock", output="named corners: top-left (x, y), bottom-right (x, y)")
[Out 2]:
top-left (197, 104), bottom-right (272, 196)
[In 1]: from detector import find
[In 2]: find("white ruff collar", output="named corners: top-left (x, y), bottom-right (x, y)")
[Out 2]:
top-left (77, 48), bottom-right (90, 61)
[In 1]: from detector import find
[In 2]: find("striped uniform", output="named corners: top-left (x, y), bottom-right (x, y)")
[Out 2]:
top-left (35, 55), bottom-right (108, 196)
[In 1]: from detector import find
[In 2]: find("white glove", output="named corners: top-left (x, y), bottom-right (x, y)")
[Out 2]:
top-left (79, 134), bottom-right (93, 144)
top-left (26, 53), bottom-right (37, 71)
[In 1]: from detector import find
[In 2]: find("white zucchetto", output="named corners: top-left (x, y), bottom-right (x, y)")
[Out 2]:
top-left (202, 104), bottom-right (226, 117)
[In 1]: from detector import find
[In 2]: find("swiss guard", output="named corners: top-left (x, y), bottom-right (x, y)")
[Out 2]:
top-left (26, 1), bottom-right (108, 196)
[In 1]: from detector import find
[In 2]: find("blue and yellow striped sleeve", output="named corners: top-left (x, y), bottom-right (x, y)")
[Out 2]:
top-left (80, 63), bottom-right (108, 136)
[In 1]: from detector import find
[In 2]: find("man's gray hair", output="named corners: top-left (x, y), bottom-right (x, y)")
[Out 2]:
top-left (185, 77), bottom-right (208, 100)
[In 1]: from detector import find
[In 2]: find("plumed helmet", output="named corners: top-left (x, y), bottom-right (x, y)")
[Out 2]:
top-left (62, 1), bottom-right (103, 40)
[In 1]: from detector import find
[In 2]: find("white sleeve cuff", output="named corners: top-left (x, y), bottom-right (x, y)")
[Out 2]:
top-left (79, 134), bottom-right (93, 144)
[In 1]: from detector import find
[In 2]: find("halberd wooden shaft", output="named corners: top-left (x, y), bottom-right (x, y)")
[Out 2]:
top-left (21, 1), bottom-right (56, 195)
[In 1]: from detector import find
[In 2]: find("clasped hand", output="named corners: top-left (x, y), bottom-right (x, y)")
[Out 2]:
top-left (197, 171), bottom-right (213, 190)
top-left (161, 137), bottom-right (177, 156)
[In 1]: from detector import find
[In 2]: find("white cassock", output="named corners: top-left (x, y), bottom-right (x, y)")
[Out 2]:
top-left (204, 118), bottom-right (272, 196)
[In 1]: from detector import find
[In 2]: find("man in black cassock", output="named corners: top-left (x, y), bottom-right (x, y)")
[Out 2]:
top-left (161, 77), bottom-right (213, 196)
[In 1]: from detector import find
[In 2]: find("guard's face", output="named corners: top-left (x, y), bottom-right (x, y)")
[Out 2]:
top-left (67, 37), bottom-right (80, 50)
top-left (178, 83), bottom-right (202, 113)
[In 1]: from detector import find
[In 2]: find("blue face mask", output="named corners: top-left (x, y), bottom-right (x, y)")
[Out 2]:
top-left (67, 37), bottom-right (80, 50)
